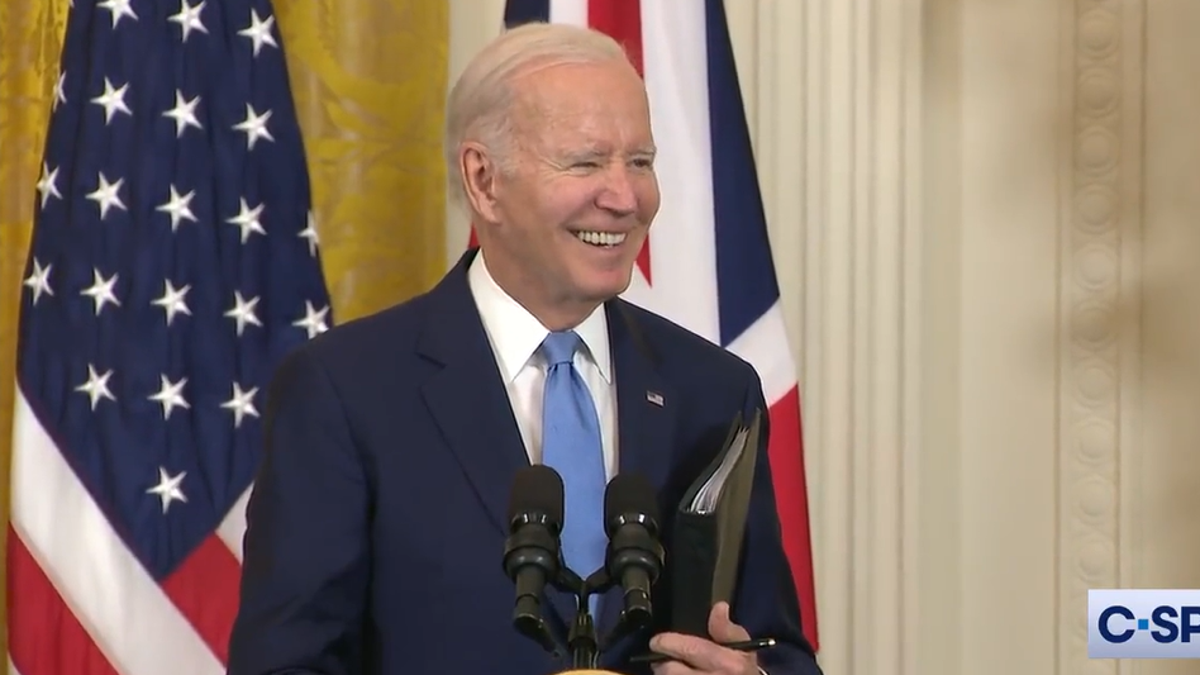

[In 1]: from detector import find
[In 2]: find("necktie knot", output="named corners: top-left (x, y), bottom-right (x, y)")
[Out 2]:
top-left (541, 330), bottom-right (581, 367)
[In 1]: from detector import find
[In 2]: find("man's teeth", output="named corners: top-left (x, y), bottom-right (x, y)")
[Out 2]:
top-left (574, 231), bottom-right (627, 247)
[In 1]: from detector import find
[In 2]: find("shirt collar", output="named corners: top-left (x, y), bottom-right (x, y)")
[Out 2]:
top-left (467, 251), bottom-right (612, 384)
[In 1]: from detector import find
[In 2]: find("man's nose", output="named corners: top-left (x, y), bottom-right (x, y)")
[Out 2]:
top-left (596, 164), bottom-right (638, 216)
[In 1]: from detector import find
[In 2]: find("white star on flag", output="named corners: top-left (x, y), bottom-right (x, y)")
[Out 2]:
top-left (169, 0), bottom-right (208, 43)
top-left (232, 104), bottom-right (274, 150)
top-left (75, 364), bottom-right (117, 411)
top-left (157, 185), bottom-right (199, 231)
top-left (52, 71), bottom-right (67, 111)
top-left (86, 172), bottom-right (127, 220)
top-left (91, 77), bottom-right (132, 125)
top-left (238, 9), bottom-right (278, 57)
top-left (146, 467), bottom-right (188, 514)
top-left (152, 280), bottom-right (192, 326)
top-left (298, 210), bottom-right (320, 257)
top-left (163, 90), bottom-right (203, 138)
top-left (98, 0), bottom-right (138, 29)
top-left (148, 375), bottom-right (190, 421)
top-left (293, 301), bottom-right (331, 339)
top-left (227, 197), bottom-right (267, 242)
top-left (224, 291), bottom-right (262, 336)
top-left (36, 163), bottom-right (62, 209)
top-left (221, 382), bottom-right (260, 428)
top-left (80, 268), bottom-right (121, 316)
top-left (22, 259), bottom-right (53, 306)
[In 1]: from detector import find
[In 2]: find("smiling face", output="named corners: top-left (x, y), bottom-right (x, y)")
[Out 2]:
top-left (461, 57), bottom-right (660, 329)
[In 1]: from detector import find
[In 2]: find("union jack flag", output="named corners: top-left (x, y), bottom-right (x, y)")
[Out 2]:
top-left (7, 1), bottom-right (331, 673)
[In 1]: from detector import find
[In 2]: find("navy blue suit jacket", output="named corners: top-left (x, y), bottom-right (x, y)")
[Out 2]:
top-left (227, 249), bottom-right (820, 675)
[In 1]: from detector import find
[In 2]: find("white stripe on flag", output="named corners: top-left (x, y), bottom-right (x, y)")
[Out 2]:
top-left (217, 484), bottom-right (252, 563)
top-left (725, 302), bottom-right (798, 406)
top-left (11, 390), bottom-right (225, 675)
top-left (619, 0), bottom-right (721, 344)
top-left (548, 0), bottom-right (588, 26)
top-left (8, 654), bottom-right (22, 675)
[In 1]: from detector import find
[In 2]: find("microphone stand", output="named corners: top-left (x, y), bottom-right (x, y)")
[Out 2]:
top-left (552, 568), bottom-right (602, 669)
top-left (567, 589), bottom-right (599, 669)
top-left (533, 565), bottom-right (658, 668)
top-left (563, 569), bottom-right (656, 668)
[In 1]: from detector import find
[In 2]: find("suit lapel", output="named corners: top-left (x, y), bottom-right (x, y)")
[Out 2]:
top-left (417, 249), bottom-right (577, 642)
top-left (418, 250), bottom-right (531, 537)
top-left (596, 301), bottom-right (678, 645)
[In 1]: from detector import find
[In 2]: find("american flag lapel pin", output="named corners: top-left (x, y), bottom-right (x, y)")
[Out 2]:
top-left (646, 390), bottom-right (664, 407)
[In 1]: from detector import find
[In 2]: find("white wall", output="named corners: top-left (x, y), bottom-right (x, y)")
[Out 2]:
top-left (447, 1), bottom-right (1200, 673)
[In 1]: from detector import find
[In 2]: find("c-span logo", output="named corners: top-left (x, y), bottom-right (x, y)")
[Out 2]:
top-left (1089, 589), bottom-right (1200, 658)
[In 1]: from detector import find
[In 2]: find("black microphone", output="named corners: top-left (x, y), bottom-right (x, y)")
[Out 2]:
top-left (603, 472), bottom-right (666, 636)
top-left (502, 465), bottom-right (565, 655)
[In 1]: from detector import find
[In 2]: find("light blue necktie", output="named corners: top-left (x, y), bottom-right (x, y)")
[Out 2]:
top-left (540, 330), bottom-right (607, 617)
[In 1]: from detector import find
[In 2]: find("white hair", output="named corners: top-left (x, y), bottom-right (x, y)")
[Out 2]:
top-left (444, 21), bottom-right (632, 209)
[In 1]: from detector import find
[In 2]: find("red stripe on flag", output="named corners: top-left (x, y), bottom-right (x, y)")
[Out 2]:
top-left (7, 524), bottom-right (121, 675)
top-left (588, 0), bottom-right (644, 75)
top-left (160, 533), bottom-right (242, 664)
top-left (587, 0), bottom-right (652, 284)
top-left (766, 387), bottom-right (819, 652)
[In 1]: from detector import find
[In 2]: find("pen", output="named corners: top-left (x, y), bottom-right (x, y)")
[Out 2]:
top-left (629, 637), bottom-right (778, 664)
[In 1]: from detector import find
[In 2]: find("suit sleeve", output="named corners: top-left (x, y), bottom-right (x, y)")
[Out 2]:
top-left (733, 367), bottom-right (823, 675)
top-left (227, 346), bottom-right (370, 675)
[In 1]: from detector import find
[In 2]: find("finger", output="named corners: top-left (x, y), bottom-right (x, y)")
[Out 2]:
top-left (650, 632), bottom-right (748, 673)
top-left (708, 601), bottom-right (752, 643)
top-left (651, 660), bottom-right (702, 675)
top-left (650, 633), bottom-right (720, 670)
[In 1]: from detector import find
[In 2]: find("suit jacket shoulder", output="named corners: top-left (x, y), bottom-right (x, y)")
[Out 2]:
top-left (611, 299), bottom-right (763, 396)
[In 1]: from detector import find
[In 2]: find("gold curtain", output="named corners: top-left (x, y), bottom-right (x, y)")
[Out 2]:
top-left (276, 0), bottom-right (449, 319)
top-left (0, 0), bottom-right (70, 656)
top-left (0, 0), bottom-right (448, 646)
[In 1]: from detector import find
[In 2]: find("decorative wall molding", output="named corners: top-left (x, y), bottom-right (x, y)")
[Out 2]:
top-left (1059, 1), bottom-right (1144, 674)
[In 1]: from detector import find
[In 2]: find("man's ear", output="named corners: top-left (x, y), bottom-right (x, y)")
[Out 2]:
top-left (460, 141), bottom-right (503, 224)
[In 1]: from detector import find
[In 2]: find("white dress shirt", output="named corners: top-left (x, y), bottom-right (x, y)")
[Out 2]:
top-left (467, 252), bottom-right (619, 480)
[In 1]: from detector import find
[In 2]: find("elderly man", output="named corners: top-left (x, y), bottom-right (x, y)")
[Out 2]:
top-left (227, 21), bottom-right (821, 675)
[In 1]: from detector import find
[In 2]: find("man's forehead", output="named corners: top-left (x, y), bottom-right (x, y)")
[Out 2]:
top-left (516, 82), bottom-right (647, 129)
top-left (518, 103), bottom-right (653, 150)
top-left (504, 61), bottom-right (651, 147)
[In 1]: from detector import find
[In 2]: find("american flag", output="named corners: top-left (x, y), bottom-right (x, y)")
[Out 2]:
top-left (6, 1), bottom-right (332, 673)
top-left (480, 0), bottom-right (821, 652)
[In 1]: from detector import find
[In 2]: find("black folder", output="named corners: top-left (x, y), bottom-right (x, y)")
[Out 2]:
top-left (667, 407), bottom-right (763, 636)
